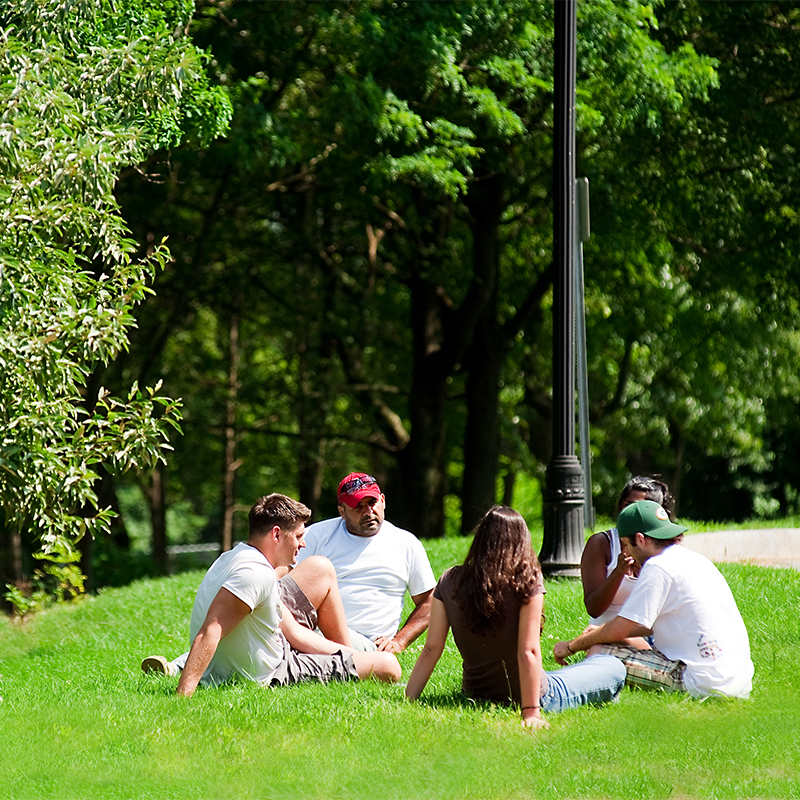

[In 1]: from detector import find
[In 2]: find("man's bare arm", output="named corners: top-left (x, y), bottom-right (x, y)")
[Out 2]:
top-left (279, 601), bottom-right (354, 655)
top-left (553, 615), bottom-right (652, 665)
top-left (177, 588), bottom-right (251, 697)
top-left (374, 589), bottom-right (434, 653)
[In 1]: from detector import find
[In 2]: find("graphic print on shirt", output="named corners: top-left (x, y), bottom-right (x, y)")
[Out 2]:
top-left (697, 635), bottom-right (722, 660)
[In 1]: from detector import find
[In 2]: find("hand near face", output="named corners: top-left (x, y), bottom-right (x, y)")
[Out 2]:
top-left (615, 550), bottom-right (637, 577)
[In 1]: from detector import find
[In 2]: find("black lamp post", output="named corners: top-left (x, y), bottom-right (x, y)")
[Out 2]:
top-left (539, 0), bottom-right (585, 578)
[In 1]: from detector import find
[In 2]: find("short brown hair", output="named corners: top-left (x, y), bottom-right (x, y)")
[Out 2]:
top-left (248, 494), bottom-right (311, 537)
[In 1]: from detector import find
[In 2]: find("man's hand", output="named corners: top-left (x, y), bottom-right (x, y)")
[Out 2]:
top-left (553, 640), bottom-right (574, 666)
top-left (373, 635), bottom-right (403, 653)
top-left (614, 551), bottom-right (638, 577)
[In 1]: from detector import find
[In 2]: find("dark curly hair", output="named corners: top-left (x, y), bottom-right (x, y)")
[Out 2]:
top-left (618, 476), bottom-right (674, 518)
top-left (454, 505), bottom-right (541, 635)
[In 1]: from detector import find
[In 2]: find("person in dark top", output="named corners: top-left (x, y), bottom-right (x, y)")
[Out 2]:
top-left (405, 505), bottom-right (626, 730)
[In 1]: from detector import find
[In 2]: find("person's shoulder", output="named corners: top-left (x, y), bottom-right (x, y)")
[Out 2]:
top-left (223, 544), bottom-right (276, 587)
top-left (306, 516), bottom-right (345, 539)
top-left (585, 528), bottom-right (613, 546)
top-left (381, 519), bottom-right (423, 543)
top-left (226, 541), bottom-right (267, 565)
top-left (581, 528), bottom-right (613, 562)
top-left (640, 544), bottom-right (688, 579)
top-left (435, 565), bottom-right (460, 597)
top-left (440, 564), bottom-right (460, 579)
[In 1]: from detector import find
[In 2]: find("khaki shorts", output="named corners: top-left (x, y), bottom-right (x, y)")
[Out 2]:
top-left (279, 574), bottom-right (318, 630)
top-left (269, 637), bottom-right (358, 686)
top-left (597, 644), bottom-right (686, 692)
top-left (279, 574), bottom-right (378, 652)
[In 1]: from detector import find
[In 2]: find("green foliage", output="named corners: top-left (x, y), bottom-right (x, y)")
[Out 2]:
top-left (0, 0), bottom-right (230, 566)
top-left (103, 0), bottom-right (800, 555)
top-left (3, 540), bottom-right (84, 617)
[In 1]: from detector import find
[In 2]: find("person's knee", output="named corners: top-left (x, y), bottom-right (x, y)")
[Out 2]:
top-left (293, 555), bottom-right (336, 584)
top-left (585, 653), bottom-right (627, 683)
top-left (374, 652), bottom-right (402, 683)
top-left (354, 651), bottom-right (401, 683)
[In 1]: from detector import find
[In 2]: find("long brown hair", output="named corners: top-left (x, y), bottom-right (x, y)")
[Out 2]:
top-left (455, 505), bottom-right (541, 634)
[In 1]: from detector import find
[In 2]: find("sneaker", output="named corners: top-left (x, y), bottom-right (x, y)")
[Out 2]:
top-left (141, 655), bottom-right (177, 677)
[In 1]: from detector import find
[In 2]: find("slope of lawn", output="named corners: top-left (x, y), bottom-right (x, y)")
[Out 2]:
top-left (1, 535), bottom-right (799, 799)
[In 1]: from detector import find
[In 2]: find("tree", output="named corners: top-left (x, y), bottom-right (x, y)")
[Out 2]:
top-left (110, 0), bottom-right (800, 561)
top-left (114, 0), bottom-right (725, 542)
top-left (0, 0), bottom-right (230, 594)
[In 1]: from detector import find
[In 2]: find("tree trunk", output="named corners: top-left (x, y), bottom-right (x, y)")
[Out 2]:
top-left (297, 438), bottom-right (325, 521)
top-left (221, 312), bottom-right (241, 552)
top-left (80, 466), bottom-right (130, 592)
top-left (143, 467), bottom-right (168, 574)
top-left (461, 337), bottom-right (503, 532)
top-left (0, 528), bottom-right (24, 611)
top-left (502, 468), bottom-right (516, 507)
top-left (460, 173), bottom-right (505, 533)
top-left (669, 423), bottom-right (685, 515)
top-left (394, 277), bottom-right (450, 539)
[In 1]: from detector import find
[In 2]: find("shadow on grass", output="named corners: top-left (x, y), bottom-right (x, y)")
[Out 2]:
top-left (414, 689), bottom-right (509, 713)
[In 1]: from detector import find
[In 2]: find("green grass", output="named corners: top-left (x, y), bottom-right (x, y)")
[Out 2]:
top-left (2, 537), bottom-right (799, 799)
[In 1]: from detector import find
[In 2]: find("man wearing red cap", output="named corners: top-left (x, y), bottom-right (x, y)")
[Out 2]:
top-left (290, 472), bottom-right (436, 653)
top-left (142, 493), bottom-right (400, 692)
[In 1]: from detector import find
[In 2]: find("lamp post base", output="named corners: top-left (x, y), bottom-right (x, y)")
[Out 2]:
top-left (540, 455), bottom-right (585, 578)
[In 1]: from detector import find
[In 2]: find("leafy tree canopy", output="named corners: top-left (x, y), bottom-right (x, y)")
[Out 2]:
top-left (0, 0), bottom-right (231, 558)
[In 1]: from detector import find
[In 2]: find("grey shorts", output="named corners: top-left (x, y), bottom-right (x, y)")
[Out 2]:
top-left (270, 636), bottom-right (359, 686)
top-left (279, 574), bottom-right (319, 631)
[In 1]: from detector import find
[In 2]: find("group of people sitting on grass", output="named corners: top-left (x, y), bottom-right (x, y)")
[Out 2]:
top-left (142, 472), bottom-right (754, 728)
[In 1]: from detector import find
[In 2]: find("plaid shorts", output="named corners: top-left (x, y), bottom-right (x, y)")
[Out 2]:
top-left (596, 644), bottom-right (686, 692)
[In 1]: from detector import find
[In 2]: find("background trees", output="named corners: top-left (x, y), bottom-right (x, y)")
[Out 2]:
top-left (9, 0), bottom-right (799, 589)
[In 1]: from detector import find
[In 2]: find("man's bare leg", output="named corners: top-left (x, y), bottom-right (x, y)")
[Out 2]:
top-left (288, 556), bottom-right (354, 648)
top-left (352, 651), bottom-right (402, 683)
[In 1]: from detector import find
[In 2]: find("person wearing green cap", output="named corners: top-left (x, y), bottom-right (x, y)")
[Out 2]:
top-left (554, 500), bottom-right (754, 699)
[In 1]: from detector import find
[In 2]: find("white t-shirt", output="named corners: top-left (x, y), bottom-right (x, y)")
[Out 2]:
top-left (590, 526), bottom-right (637, 626)
top-left (619, 544), bottom-right (754, 699)
top-left (189, 542), bottom-right (285, 686)
top-left (296, 517), bottom-right (436, 639)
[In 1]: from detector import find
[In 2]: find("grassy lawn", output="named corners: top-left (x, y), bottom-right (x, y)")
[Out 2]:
top-left (2, 533), bottom-right (799, 799)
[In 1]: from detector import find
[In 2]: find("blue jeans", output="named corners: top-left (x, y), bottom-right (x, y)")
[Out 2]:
top-left (540, 654), bottom-right (626, 713)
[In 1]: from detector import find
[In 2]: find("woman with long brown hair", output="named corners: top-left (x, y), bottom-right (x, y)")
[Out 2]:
top-left (406, 505), bottom-right (625, 729)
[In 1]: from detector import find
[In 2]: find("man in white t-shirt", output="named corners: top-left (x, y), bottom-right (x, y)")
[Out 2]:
top-left (553, 500), bottom-right (753, 699)
top-left (160, 494), bottom-right (400, 697)
top-left (289, 472), bottom-right (436, 654)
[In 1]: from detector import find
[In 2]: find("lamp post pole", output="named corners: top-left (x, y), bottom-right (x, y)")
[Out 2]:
top-left (539, 0), bottom-right (585, 577)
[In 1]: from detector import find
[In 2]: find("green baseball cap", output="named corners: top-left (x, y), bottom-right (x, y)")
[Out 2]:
top-left (617, 500), bottom-right (688, 540)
